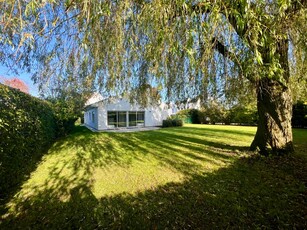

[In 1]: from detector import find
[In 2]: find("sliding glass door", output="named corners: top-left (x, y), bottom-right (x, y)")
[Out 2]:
top-left (118, 112), bottom-right (127, 127)
top-left (137, 112), bottom-right (145, 126)
top-left (129, 112), bottom-right (137, 127)
top-left (107, 111), bottom-right (145, 128)
top-left (107, 112), bottom-right (117, 127)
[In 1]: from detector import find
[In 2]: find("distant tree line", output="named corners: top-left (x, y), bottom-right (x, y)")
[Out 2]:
top-left (175, 101), bottom-right (307, 128)
top-left (175, 106), bottom-right (258, 126)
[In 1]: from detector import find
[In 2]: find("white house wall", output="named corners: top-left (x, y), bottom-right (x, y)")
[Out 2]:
top-left (85, 99), bottom-right (171, 130)
top-left (98, 106), bottom-right (108, 130)
top-left (145, 105), bottom-right (169, 127)
top-left (84, 107), bottom-right (98, 130)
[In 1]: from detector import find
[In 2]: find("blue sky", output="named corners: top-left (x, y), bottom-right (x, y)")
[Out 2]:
top-left (0, 64), bottom-right (39, 97)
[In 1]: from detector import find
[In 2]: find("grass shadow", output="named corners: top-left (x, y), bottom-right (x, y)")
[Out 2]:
top-left (1, 154), bottom-right (306, 229)
top-left (1, 125), bottom-right (306, 229)
top-left (0, 141), bottom-right (55, 216)
top-left (164, 125), bottom-right (256, 137)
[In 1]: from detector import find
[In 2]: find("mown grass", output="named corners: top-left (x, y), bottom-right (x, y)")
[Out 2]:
top-left (1, 124), bottom-right (306, 229)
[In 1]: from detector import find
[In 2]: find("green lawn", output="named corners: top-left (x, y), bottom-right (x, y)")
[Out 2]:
top-left (1, 124), bottom-right (306, 229)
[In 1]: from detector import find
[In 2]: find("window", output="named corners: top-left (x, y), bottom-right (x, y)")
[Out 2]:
top-left (118, 112), bottom-right (127, 127)
top-left (92, 112), bottom-right (95, 122)
top-left (107, 111), bottom-right (145, 128)
top-left (129, 112), bottom-right (137, 127)
top-left (108, 112), bottom-right (117, 127)
top-left (137, 112), bottom-right (145, 126)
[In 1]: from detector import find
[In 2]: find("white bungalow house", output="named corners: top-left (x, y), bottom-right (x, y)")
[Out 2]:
top-left (84, 95), bottom-right (172, 130)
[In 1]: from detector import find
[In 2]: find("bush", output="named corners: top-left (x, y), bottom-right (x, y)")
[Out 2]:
top-left (203, 103), bottom-right (227, 124)
top-left (292, 101), bottom-right (307, 128)
top-left (202, 101), bottom-right (258, 125)
top-left (162, 119), bottom-right (172, 127)
top-left (176, 109), bottom-right (204, 124)
top-left (227, 106), bottom-right (258, 125)
top-left (172, 119), bottom-right (183, 127)
top-left (162, 119), bottom-right (183, 128)
top-left (47, 99), bottom-right (79, 137)
top-left (54, 117), bottom-right (78, 136)
top-left (0, 84), bottom-right (57, 199)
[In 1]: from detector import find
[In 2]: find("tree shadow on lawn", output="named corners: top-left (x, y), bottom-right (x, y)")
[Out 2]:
top-left (167, 125), bottom-right (256, 137)
top-left (1, 126), bottom-right (306, 229)
top-left (0, 125), bottom-right (254, 218)
top-left (0, 126), bottom-right (94, 215)
top-left (141, 130), bottom-right (251, 154)
top-left (0, 142), bottom-right (57, 216)
top-left (1, 154), bottom-right (306, 229)
top-left (46, 125), bottom-right (250, 176)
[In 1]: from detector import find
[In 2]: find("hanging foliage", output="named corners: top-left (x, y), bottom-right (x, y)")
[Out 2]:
top-left (1, 0), bottom-right (307, 154)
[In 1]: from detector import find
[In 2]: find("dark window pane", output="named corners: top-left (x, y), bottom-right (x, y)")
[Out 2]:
top-left (118, 112), bottom-right (127, 127)
top-left (108, 112), bottom-right (117, 127)
top-left (137, 112), bottom-right (145, 125)
top-left (129, 112), bottom-right (137, 127)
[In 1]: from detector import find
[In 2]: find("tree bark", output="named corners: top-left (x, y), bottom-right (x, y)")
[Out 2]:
top-left (250, 78), bottom-right (294, 155)
top-left (195, 2), bottom-right (297, 155)
top-left (250, 38), bottom-right (294, 155)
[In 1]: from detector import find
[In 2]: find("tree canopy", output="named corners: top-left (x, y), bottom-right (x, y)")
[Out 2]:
top-left (1, 0), bottom-right (304, 101)
top-left (0, 77), bottom-right (29, 94)
top-left (1, 0), bottom-right (307, 154)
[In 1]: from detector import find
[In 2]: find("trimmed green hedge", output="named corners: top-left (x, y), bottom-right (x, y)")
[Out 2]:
top-left (0, 84), bottom-right (57, 199)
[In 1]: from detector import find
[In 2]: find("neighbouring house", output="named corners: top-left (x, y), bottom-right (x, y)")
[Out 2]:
top-left (162, 98), bottom-right (202, 115)
top-left (84, 95), bottom-right (172, 130)
top-left (175, 98), bottom-right (202, 111)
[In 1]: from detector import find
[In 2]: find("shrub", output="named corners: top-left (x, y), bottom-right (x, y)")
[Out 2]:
top-left (292, 101), bottom-right (307, 128)
top-left (227, 106), bottom-right (258, 125)
top-left (162, 119), bottom-right (172, 127)
top-left (0, 84), bottom-right (57, 199)
top-left (162, 119), bottom-right (183, 128)
top-left (47, 99), bottom-right (79, 137)
top-left (176, 109), bottom-right (204, 124)
top-left (203, 103), bottom-right (227, 124)
top-left (172, 119), bottom-right (183, 127)
top-left (54, 117), bottom-right (78, 136)
top-left (203, 102), bottom-right (258, 125)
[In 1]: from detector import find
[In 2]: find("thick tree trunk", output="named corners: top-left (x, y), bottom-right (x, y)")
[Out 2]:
top-left (250, 39), bottom-right (294, 155)
top-left (250, 78), bottom-right (294, 155)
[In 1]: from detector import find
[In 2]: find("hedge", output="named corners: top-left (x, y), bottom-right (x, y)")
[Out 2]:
top-left (0, 84), bottom-right (57, 199)
top-left (162, 119), bottom-right (183, 127)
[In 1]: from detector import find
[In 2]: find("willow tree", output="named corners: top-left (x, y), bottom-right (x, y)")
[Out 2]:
top-left (1, 0), bottom-right (307, 155)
